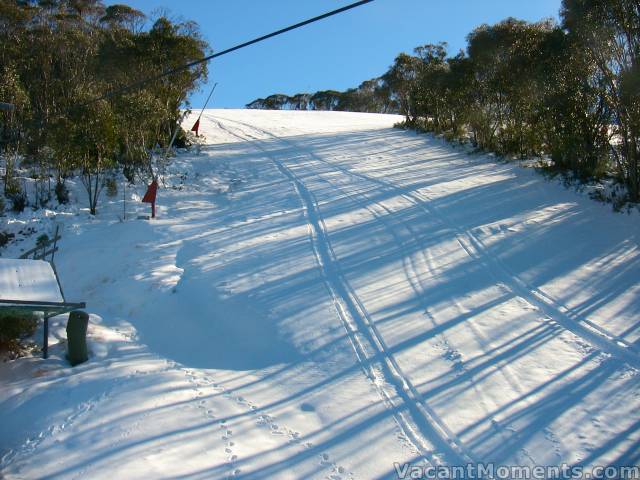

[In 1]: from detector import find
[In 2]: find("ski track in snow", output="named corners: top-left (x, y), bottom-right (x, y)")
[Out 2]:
top-left (209, 119), bottom-right (439, 468)
top-left (208, 113), bottom-right (640, 467)
top-left (208, 114), bottom-right (476, 466)
top-left (210, 116), bottom-right (581, 467)
top-left (213, 114), bottom-right (640, 371)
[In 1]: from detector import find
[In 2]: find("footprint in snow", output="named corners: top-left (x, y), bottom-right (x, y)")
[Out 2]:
top-left (219, 422), bottom-right (239, 473)
top-left (186, 370), bottom-right (315, 471)
top-left (319, 453), bottom-right (352, 479)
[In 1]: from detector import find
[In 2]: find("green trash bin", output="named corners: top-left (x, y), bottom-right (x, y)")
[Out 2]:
top-left (66, 310), bottom-right (89, 366)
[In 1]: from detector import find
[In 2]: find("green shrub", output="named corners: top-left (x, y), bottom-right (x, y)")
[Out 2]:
top-left (0, 231), bottom-right (14, 248)
top-left (444, 130), bottom-right (464, 143)
top-left (0, 311), bottom-right (38, 356)
top-left (36, 233), bottom-right (49, 247)
top-left (173, 126), bottom-right (191, 148)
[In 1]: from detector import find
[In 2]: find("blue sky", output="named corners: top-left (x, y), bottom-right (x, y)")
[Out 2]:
top-left (106, 0), bottom-right (562, 109)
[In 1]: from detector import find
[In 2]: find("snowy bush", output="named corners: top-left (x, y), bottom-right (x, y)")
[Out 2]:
top-left (8, 189), bottom-right (27, 213)
top-left (55, 181), bottom-right (69, 204)
top-left (105, 176), bottom-right (118, 198)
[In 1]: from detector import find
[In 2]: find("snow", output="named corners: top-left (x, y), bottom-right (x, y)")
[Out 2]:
top-left (0, 258), bottom-right (63, 303)
top-left (1, 109), bottom-right (639, 479)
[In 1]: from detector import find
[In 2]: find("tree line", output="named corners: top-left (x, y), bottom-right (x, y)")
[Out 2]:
top-left (246, 77), bottom-right (396, 114)
top-left (0, 0), bottom-right (209, 214)
top-left (248, 0), bottom-right (640, 202)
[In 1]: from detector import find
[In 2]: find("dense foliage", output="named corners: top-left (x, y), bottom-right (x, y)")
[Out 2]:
top-left (249, 0), bottom-right (640, 201)
top-left (0, 0), bottom-right (209, 214)
top-left (0, 311), bottom-right (37, 356)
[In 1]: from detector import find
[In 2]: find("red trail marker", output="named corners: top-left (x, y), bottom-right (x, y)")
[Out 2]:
top-left (191, 118), bottom-right (200, 136)
top-left (142, 179), bottom-right (158, 218)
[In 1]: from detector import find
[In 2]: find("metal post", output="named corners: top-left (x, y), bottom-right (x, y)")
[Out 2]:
top-left (50, 225), bottom-right (59, 262)
top-left (43, 316), bottom-right (49, 359)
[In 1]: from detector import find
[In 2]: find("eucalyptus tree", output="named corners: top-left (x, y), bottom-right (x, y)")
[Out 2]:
top-left (465, 18), bottom-right (555, 155)
top-left (382, 53), bottom-right (421, 123)
top-left (310, 90), bottom-right (343, 111)
top-left (412, 43), bottom-right (449, 132)
top-left (0, 0), bottom-right (210, 213)
top-left (562, 0), bottom-right (640, 197)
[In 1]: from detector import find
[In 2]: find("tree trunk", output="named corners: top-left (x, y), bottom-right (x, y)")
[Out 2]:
top-left (629, 135), bottom-right (639, 201)
top-left (91, 172), bottom-right (100, 215)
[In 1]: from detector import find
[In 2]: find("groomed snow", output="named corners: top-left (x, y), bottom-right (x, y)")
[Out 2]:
top-left (1, 110), bottom-right (639, 479)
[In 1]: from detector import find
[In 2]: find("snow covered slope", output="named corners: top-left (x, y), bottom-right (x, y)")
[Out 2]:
top-left (1, 110), bottom-right (639, 479)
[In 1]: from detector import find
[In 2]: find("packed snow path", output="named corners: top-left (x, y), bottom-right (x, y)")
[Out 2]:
top-left (1, 110), bottom-right (639, 479)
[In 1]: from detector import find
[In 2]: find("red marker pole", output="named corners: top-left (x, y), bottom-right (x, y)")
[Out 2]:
top-left (191, 118), bottom-right (200, 137)
top-left (142, 179), bottom-right (159, 219)
top-left (191, 82), bottom-right (217, 137)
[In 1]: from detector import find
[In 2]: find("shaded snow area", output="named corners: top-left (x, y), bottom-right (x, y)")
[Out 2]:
top-left (1, 110), bottom-right (639, 479)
